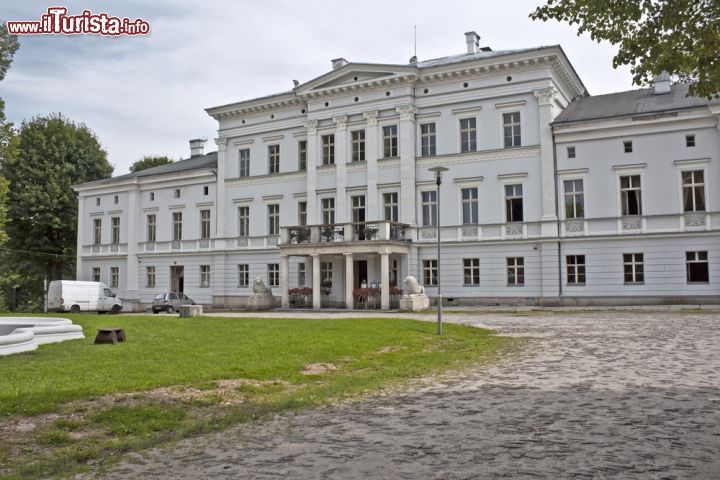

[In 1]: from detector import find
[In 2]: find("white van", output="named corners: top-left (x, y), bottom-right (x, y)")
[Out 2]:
top-left (47, 281), bottom-right (123, 314)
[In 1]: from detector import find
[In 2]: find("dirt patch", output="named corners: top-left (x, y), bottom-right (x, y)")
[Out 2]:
top-left (302, 363), bottom-right (337, 375)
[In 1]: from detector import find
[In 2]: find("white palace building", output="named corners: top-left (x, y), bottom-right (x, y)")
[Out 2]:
top-left (74, 32), bottom-right (720, 311)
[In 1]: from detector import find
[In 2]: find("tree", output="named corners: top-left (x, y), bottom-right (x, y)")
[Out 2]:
top-left (129, 155), bottom-right (173, 173)
top-left (531, 0), bottom-right (720, 99)
top-left (1, 114), bottom-right (113, 285)
top-left (0, 22), bottom-right (20, 149)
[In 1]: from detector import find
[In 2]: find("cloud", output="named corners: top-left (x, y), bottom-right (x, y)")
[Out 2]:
top-left (3, 0), bottom-right (634, 174)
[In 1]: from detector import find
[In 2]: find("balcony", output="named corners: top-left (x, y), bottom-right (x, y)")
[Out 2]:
top-left (81, 243), bottom-right (128, 256)
top-left (281, 221), bottom-right (409, 246)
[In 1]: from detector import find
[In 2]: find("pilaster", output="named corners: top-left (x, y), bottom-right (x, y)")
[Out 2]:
top-left (215, 137), bottom-right (228, 239)
top-left (125, 187), bottom-right (139, 296)
top-left (334, 115), bottom-right (348, 222)
top-left (76, 194), bottom-right (84, 280)
top-left (305, 121), bottom-right (319, 224)
top-left (397, 105), bottom-right (417, 225)
top-left (364, 110), bottom-right (379, 220)
top-left (534, 87), bottom-right (559, 237)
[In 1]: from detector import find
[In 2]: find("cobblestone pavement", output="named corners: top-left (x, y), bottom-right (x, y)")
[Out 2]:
top-left (89, 311), bottom-right (720, 479)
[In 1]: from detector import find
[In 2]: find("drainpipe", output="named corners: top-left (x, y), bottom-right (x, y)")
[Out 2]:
top-left (551, 128), bottom-right (563, 306)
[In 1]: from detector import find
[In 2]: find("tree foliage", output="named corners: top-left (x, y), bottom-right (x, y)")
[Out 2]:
top-left (1, 114), bottom-right (113, 284)
top-left (531, 0), bottom-right (720, 99)
top-left (129, 155), bottom-right (173, 173)
top-left (0, 22), bottom-right (19, 83)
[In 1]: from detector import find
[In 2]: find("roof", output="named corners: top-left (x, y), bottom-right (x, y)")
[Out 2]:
top-left (207, 44), bottom-right (586, 114)
top-left (414, 46), bottom-right (556, 69)
top-left (554, 83), bottom-right (720, 124)
top-left (75, 151), bottom-right (218, 189)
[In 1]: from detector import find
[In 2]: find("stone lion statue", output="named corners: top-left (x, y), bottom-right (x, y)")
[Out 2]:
top-left (252, 277), bottom-right (272, 295)
top-left (403, 276), bottom-right (425, 295)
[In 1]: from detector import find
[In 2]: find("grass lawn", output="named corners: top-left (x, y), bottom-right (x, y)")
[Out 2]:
top-left (0, 314), bottom-right (517, 479)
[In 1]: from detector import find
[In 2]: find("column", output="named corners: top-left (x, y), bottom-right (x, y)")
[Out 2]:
top-left (344, 253), bottom-right (354, 309)
top-left (363, 110), bottom-right (379, 220)
top-left (305, 121), bottom-right (319, 225)
top-left (280, 254), bottom-right (289, 308)
top-left (334, 115), bottom-right (348, 222)
top-left (534, 87), bottom-right (559, 237)
top-left (311, 254), bottom-right (321, 309)
top-left (76, 193), bottom-right (85, 280)
top-left (214, 138), bottom-right (228, 242)
top-left (380, 251), bottom-right (390, 310)
top-left (397, 105), bottom-right (417, 225)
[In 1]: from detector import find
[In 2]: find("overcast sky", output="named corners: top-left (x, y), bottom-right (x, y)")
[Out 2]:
top-left (2, 0), bottom-right (636, 175)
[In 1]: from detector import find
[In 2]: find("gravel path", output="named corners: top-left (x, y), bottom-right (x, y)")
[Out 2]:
top-left (88, 311), bottom-right (720, 479)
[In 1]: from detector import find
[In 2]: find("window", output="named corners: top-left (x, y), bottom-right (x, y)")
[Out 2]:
top-left (174, 189), bottom-right (181, 198)
top-left (146, 266), bottom-right (156, 288)
top-left (567, 146), bottom-right (576, 158)
top-left (239, 149), bottom-right (250, 177)
top-left (172, 212), bottom-right (183, 241)
top-left (238, 264), bottom-right (249, 287)
top-left (268, 264), bottom-right (280, 287)
top-left (110, 267), bottom-right (119, 288)
top-left (149, 192), bottom-right (154, 201)
top-left (93, 218), bottom-right (102, 245)
top-left (423, 259), bottom-right (437, 286)
top-left (620, 175), bottom-right (642, 216)
top-left (686, 251), bottom-right (709, 283)
top-left (460, 118), bottom-right (477, 152)
top-left (298, 140), bottom-right (307, 170)
top-left (507, 257), bottom-right (525, 286)
top-left (682, 170), bottom-right (705, 212)
top-left (623, 253), bottom-right (644, 284)
top-left (320, 262), bottom-right (332, 287)
top-left (564, 179), bottom-right (585, 219)
top-left (111, 217), bottom-right (120, 244)
top-left (566, 255), bottom-right (586, 285)
top-left (686, 134), bottom-right (695, 147)
top-left (268, 144), bottom-right (280, 174)
top-left (267, 204), bottom-right (279, 236)
top-left (237, 206), bottom-right (249, 237)
top-left (321, 198), bottom-right (335, 225)
top-left (351, 130), bottom-right (365, 162)
top-left (200, 209), bottom-right (211, 239)
top-left (351, 195), bottom-right (366, 224)
top-left (623, 140), bottom-right (633, 153)
top-left (113, 195), bottom-right (118, 204)
top-left (322, 134), bottom-right (335, 165)
top-left (461, 187), bottom-right (478, 224)
top-left (421, 191), bottom-right (437, 226)
top-left (95, 197), bottom-right (100, 206)
top-left (200, 265), bottom-right (210, 287)
top-left (383, 192), bottom-right (398, 222)
top-left (92, 267), bottom-right (100, 282)
top-left (297, 201), bottom-right (307, 226)
top-left (298, 263), bottom-right (306, 286)
top-left (505, 184), bottom-right (524, 222)
top-left (143, 215), bottom-right (155, 243)
top-left (503, 112), bottom-right (521, 147)
top-left (382, 125), bottom-right (398, 158)
top-left (463, 258), bottom-right (480, 285)
top-left (420, 123), bottom-right (436, 157)
top-left (203, 186), bottom-right (209, 196)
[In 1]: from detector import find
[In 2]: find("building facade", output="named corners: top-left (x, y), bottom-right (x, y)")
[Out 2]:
top-left (74, 33), bottom-right (720, 310)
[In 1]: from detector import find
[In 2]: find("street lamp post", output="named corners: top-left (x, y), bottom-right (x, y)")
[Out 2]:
top-left (428, 166), bottom-right (448, 335)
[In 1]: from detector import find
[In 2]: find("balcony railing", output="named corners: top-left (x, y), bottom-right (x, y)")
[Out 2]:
top-left (280, 221), bottom-right (410, 246)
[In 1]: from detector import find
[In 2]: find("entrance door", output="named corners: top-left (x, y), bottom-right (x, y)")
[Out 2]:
top-left (170, 266), bottom-right (184, 292)
top-left (354, 260), bottom-right (368, 288)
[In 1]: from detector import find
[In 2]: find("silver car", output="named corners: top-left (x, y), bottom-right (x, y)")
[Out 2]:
top-left (151, 292), bottom-right (195, 314)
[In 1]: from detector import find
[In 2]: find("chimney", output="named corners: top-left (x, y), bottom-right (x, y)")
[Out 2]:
top-left (331, 57), bottom-right (348, 70)
top-left (465, 31), bottom-right (480, 54)
top-left (189, 138), bottom-right (206, 157)
top-left (653, 71), bottom-right (671, 94)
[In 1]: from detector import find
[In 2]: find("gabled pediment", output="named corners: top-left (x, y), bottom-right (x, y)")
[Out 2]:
top-left (295, 63), bottom-right (417, 95)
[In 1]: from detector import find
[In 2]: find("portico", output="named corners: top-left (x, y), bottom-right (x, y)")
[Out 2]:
top-left (278, 221), bottom-right (410, 310)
